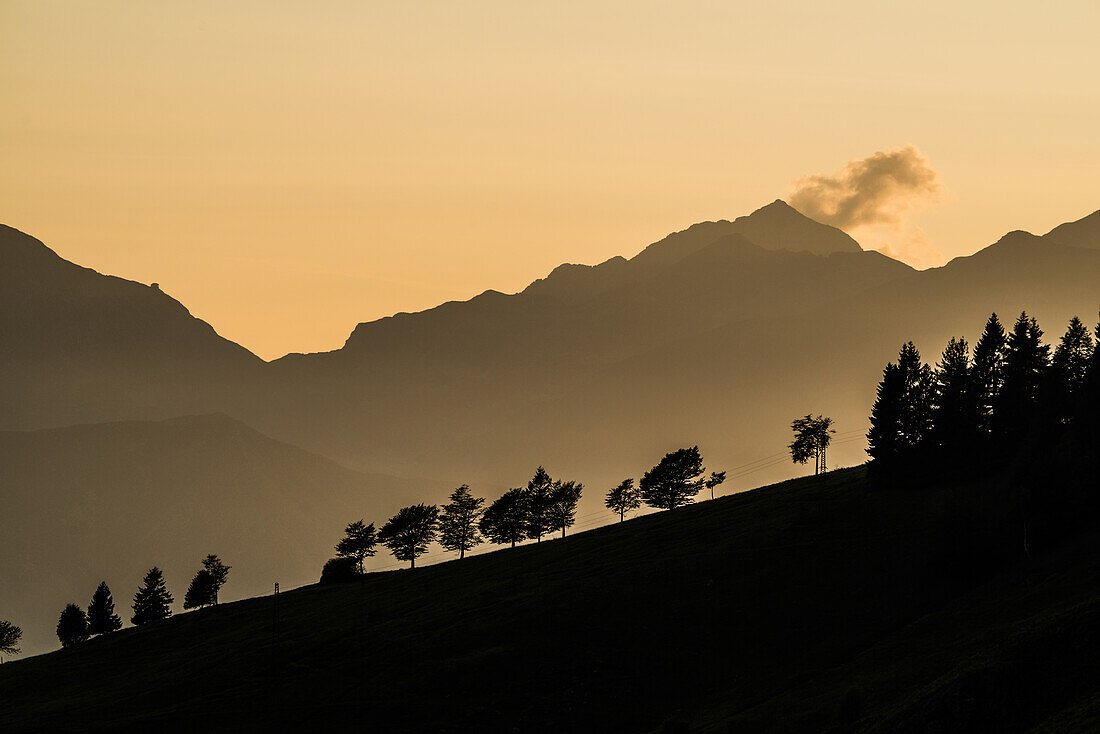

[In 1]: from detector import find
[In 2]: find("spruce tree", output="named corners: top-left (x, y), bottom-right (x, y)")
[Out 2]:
top-left (439, 484), bottom-right (486, 559)
top-left (867, 362), bottom-right (904, 461)
top-left (184, 569), bottom-right (216, 610)
top-left (478, 488), bottom-right (530, 547)
top-left (1051, 316), bottom-right (1094, 422)
top-left (131, 566), bottom-right (173, 626)
top-left (0, 619), bottom-right (22, 658)
top-left (997, 312), bottom-right (1051, 441)
top-left (378, 504), bottom-right (440, 568)
top-left (547, 480), bottom-right (583, 538)
top-left (970, 313), bottom-right (1007, 436)
top-left (56, 603), bottom-right (89, 647)
top-left (524, 466), bottom-right (555, 542)
top-left (605, 478), bottom-right (641, 522)
top-left (933, 336), bottom-right (973, 451)
top-left (335, 521), bottom-right (377, 574)
top-left (201, 554), bottom-right (231, 604)
top-left (639, 446), bottom-right (707, 510)
top-left (86, 581), bottom-right (122, 635)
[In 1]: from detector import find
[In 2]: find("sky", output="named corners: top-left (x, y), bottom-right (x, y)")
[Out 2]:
top-left (3, 1), bottom-right (1099, 359)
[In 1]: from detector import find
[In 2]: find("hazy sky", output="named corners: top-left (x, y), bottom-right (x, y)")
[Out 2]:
top-left (3, 1), bottom-right (1098, 359)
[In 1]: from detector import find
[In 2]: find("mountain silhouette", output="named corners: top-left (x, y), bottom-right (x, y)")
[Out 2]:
top-left (0, 225), bottom-right (261, 429)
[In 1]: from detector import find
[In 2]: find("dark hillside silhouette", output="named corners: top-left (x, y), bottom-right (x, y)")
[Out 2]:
top-left (1, 464), bottom-right (1095, 732)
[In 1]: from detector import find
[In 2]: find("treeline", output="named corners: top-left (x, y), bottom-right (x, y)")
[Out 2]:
top-left (323, 447), bottom-right (724, 581)
top-left (867, 310), bottom-right (1100, 546)
top-left (53, 555), bottom-right (230, 648)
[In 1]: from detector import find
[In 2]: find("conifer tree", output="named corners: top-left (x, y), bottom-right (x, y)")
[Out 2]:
top-left (201, 554), bottom-right (231, 604)
top-left (184, 569), bottom-right (216, 610)
top-left (524, 466), bottom-right (555, 542)
top-left (605, 478), bottom-right (641, 522)
top-left (868, 343), bottom-right (933, 462)
top-left (933, 336), bottom-right (973, 451)
top-left (56, 604), bottom-right (89, 647)
top-left (639, 446), bottom-right (707, 510)
top-left (547, 480), bottom-right (583, 538)
top-left (378, 504), bottom-right (440, 568)
top-left (335, 520), bottom-right (377, 574)
top-left (1051, 316), bottom-right (1094, 422)
top-left (86, 581), bottom-right (122, 635)
top-left (969, 313), bottom-right (1007, 435)
top-left (997, 312), bottom-right (1051, 441)
top-left (439, 484), bottom-right (485, 559)
top-left (479, 488), bottom-right (530, 547)
top-left (0, 619), bottom-right (22, 658)
top-left (131, 567), bottom-right (173, 626)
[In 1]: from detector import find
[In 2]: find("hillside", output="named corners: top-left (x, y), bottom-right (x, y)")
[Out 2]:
top-left (0, 415), bottom-right (455, 656)
top-left (2, 466), bottom-right (1095, 732)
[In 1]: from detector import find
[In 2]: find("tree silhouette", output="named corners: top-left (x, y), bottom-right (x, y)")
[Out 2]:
top-left (868, 343), bottom-right (933, 463)
top-left (86, 582), bottom-right (122, 635)
top-left (378, 504), bottom-right (440, 568)
top-left (439, 484), bottom-right (485, 559)
top-left (320, 556), bottom-right (359, 584)
top-left (547, 480), bottom-right (583, 538)
top-left (997, 312), bottom-right (1051, 442)
top-left (605, 478), bottom-right (641, 522)
top-left (1051, 316), bottom-right (1094, 423)
top-left (970, 313), bottom-right (1007, 436)
top-left (56, 603), bottom-right (89, 647)
top-left (525, 466), bottom-right (555, 542)
top-left (184, 569), bottom-right (217, 610)
top-left (335, 520), bottom-right (378, 574)
top-left (201, 554), bottom-right (231, 604)
top-left (640, 446), bottom-right (707, 510)
top-left (706, 471), bottom-right (726, 499)
top-left (0, 619), bottom-right (22, 659)
top-left (479, 488), bottom-right (529, 547)
top-left (131, 567), bottom-right (173, 626)
top-left (789, 415), bottom-right (836, 474)
top-left (933, 337), bottom-right (973, 452)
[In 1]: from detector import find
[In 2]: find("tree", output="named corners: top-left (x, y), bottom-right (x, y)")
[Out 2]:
top-left (547, 480), bottom-right (583, 538)
top-left (56, 603), bottom-right (89, 647)
top-left (378, 504), bottom-right (440, 568)
top-left (970, 313), bottom-right (1007, 435)
top-left (705, 471), bottom-right (727, 499)
top-left (524, 466), bottom-right (555, 542)
top-left (932, 336), bottom-right (973, 451)
top-left (789, 415), bottom-right (836, 474)
top-left (867, 343), bottom-right (933, 462)
top-left (640, 446), bottom-right (707, 510)
top-left (335, 520), bottom-right (378, 574)
top-left (605, 478), bottom-right (641, 522)
top-left (997, 312), bottom-right (1051, 441)
top-left (479, 488), bottom-right (530, 547)
top-left (184, 569), bottom-right (217, 610)
top-left (1051, 316), bottom-right (1094, 422)
top-left (131, 566), bottom-right (173, 626)
top-left (201, 555), bottom-right (231, 604)
top-left (86, 581), bottom-right (122, 635)
top-left (320, 556), bottom-right (359, 584)
top-left (439, 484), bottom-right (485, 559)
top-left (0, 619), bottom-right (22, 659)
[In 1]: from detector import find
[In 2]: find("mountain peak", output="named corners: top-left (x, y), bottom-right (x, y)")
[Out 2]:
top-left (729, 199), bottom-right (863, 255)
top-left (1044, 208), bottom-right (1100, 251)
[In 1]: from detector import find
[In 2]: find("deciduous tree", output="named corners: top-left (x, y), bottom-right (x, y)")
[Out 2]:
top-left (378, 504), bottom-right (440, 568)
top-left (640, 446), bottom-right (708, 510)
top-left (547, 480), bottom-right (583, 538)
top-left (56, 604), bottom-right (88, 647)
top-left (335, 520), bottom-right (378, 574)
top-left (439, 485), bottom-right (485, 559)
top-left (479, 488), bottom-right (529, 547)
top-left (0, 619), bottom-right (22, 659)
top-left (605, 478), bottom-right (640, 522)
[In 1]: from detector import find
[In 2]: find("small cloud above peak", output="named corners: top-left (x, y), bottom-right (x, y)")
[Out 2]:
top-left (788, 145), bottom-right (947, 268)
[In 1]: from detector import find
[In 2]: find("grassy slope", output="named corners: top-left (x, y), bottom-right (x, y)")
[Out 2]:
top-left (0, 466), bottom-right (1096, 733)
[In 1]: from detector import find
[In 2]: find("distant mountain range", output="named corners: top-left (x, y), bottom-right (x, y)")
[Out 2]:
top-left (3, 200), bottom-right (1098, 654)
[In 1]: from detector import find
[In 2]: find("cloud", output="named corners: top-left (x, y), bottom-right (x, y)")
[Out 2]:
top-left (789, 145), bottom-right (947, 267)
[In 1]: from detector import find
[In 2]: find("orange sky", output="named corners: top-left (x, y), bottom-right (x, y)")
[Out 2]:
top-left (3, 2), bottom-right (1098, 359)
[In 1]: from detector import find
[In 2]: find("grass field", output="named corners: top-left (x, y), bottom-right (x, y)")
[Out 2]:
top-left (1, 465), bottom-right (1096, 733)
